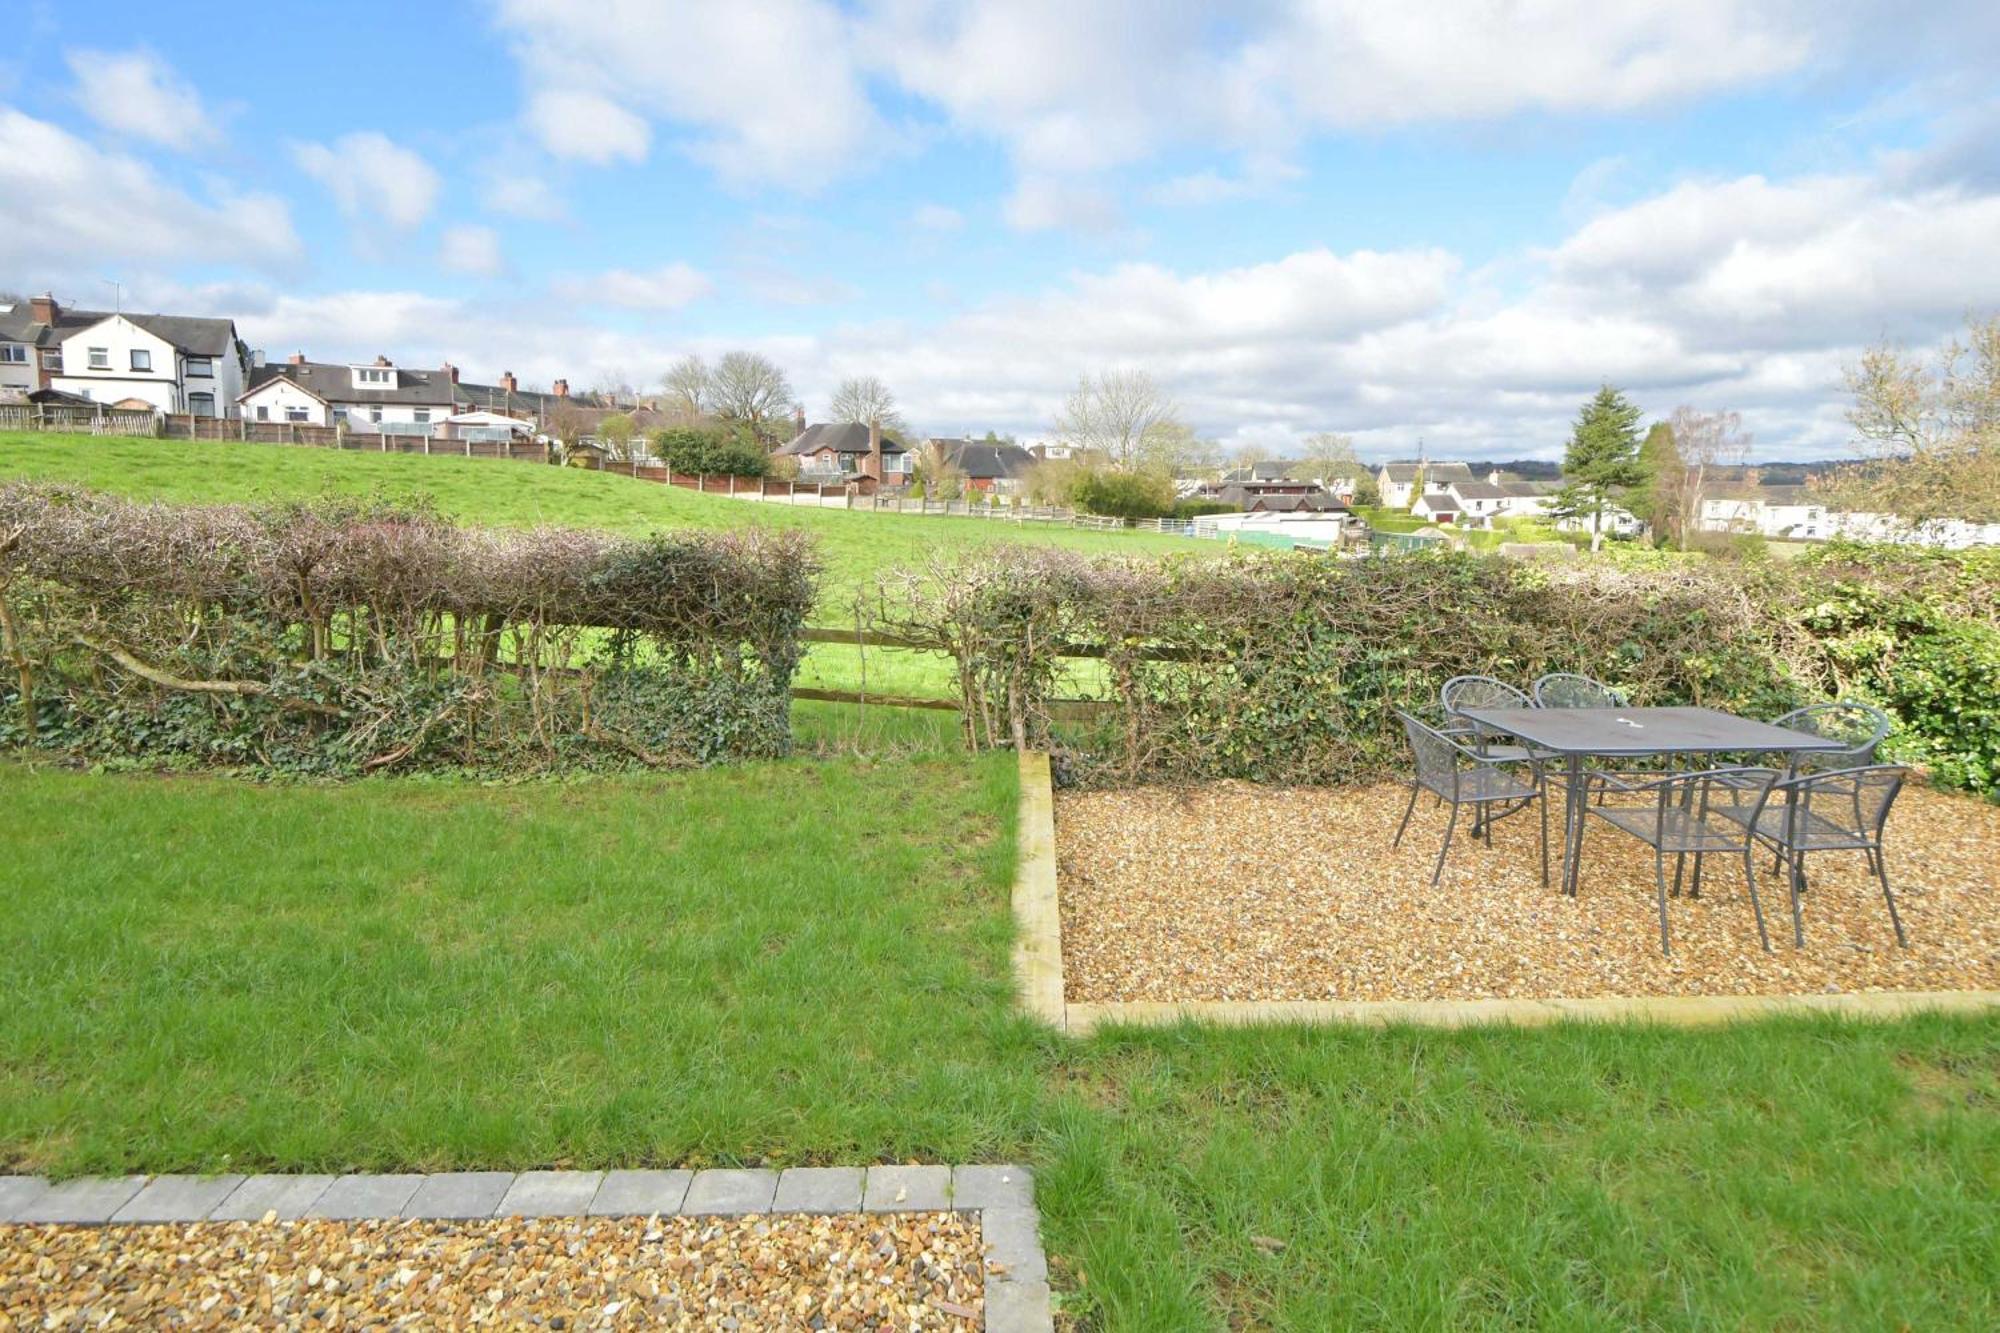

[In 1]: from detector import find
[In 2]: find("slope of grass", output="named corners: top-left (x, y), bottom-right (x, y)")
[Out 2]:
top-left (4, 759), bottom-right (1998, 1329)
top-left (0, 433), bottom-right (1196, 606)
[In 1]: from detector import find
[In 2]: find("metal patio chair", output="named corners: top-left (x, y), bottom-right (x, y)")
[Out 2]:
top-left (1769, 701), bottom-right (1891, 776)
top-left (1439, 675), bottom-right (1543, 761)
top-left (1532, 672), bottom-right (1626, 709)
top-left (1582, 767), bottom-right (1781, 955)
top-left (1715, 763), bottom-right (1910, 950)
top-left (1393, 710), bottom-right (1548, 888)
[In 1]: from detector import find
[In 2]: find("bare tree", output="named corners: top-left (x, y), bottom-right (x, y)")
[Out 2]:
top-left (1814, 314), bottom-right (2000, 525)
top-left (1054, 369), bottom-right (1181, 468)
top-left (661, 355), bottom-right (711, 421)
top-left (710, 352), bottom-right (795, 444)
top-left (1666, 406), bottom-right (1751, 550)
top-left (912, 439), bottom-right (965, 500)
top-left (1297, 431), bottom-right (1361, 489)
top-left (828, 375), bottom-right (907, 437)
top-left (1132, 420), bottom-right (1217, 477)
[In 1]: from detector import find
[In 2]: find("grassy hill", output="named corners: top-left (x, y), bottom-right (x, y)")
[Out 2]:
top-left (0, 433), bottom-right (1197, 608)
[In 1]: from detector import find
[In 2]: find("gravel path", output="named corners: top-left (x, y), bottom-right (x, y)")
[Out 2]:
top-left (1058, 781), bottom-right (2000, 1002)
top-left (1, 1213), bottom-right (984, 1330)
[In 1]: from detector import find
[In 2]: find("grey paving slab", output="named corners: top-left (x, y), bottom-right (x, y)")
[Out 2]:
top-left (15, 1175), bottom-right (147, 1224)
top-left (772, 1167), bottom-right (865, 1215)
top-left (682, 1169), bottom-right (778, 1216)
top-left (305, 1173), bottom-right (424, 1220)
top-left (985, 1277), bottom-right (1056, 1333)
top-left (402, 1172), bottom-right (517, 1220)
top-left (0, 1177), bottom-right (52, 1221)
top-left (951, 1164), bottom-right (1034, 1212)
top-left (588, 1169), bottom-right (693, 1217)
top-left (980, 1206), bottom-right (1049, 1283)
top-left (111, 1174), bottom-right (247, 1223)
top-left (495, 1171), bottom-right (604, 1218)
top-left (210, 1173), bottom-right (337, 1221)
top-left (863, 1164), bottom-right (952, 1213)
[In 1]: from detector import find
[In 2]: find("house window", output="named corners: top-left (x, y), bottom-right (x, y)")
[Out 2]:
top-left (185, 357), bottom-right (214, 378)
top-left (355, 367), bottom-right (391, 386)
top-left (285, 407), bottom-right (309, 423)
top-left (87, 347), bottom-right (110, 369)
top-left (370, 408), bottom-right (382, 423)
top-left (256, 406), bottom-right (270, 421)
top-left (0, 345), bottom-right (25, 363)
top-left (188, 392), bottom-right (215, 417)
top-left (413, 409), bottom-right (430, 424)
top-left (130, 349), bottom-right (152, 372)
top-left (40, 350), bottom-right (61, 371)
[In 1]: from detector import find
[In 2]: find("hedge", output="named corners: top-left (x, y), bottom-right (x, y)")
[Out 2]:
top-left (0, 485), bottom-right (819, 776)
top-left (867, 543), bottom-right (2000, 795)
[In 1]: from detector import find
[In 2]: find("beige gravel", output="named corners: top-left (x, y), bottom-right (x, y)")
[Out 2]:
top-left (1057, 781), bottom-right (2000, 1002)
top-left (0, 1213), bottom-right (983, 1330)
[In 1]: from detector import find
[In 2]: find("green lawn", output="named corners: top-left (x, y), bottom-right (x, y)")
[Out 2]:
top-left (0, 433), bottom-right (1198, 608)
top-left (4, 758), bottom-right (1997, 1329)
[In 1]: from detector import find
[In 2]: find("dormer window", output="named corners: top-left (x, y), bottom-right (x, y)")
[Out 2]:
top-left (353, 366), bottom-right (395, 388)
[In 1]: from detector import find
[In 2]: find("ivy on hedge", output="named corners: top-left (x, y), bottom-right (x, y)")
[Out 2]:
top-left (0, 484), bottom-right (819, 776)
top-left (868, 542), bottom-right (2000, 796)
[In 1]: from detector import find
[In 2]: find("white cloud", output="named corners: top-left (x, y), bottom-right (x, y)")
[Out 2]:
top-left (736, 264), bottom-right (861, 307)
top-left (0, 106), bottom-right (297, 277)
top-left (293, 131), bottom-right (441, 230)
top-left (492, 0), bottom-right (877, 188)
top-left (439, 224), bottom-right (506, 277)
top-left (556, 262), bottom-right (713, 310)
top-left (912, 203), bottom-right (963, 231)
top-left (524, 90), bottom-right (650, 165)
top-left (480, 170), bottom-right (568, 222)
top-left (1003, 176), bottom-right (1119, 232)
top-left (64, 48), bottom-right (216, 150)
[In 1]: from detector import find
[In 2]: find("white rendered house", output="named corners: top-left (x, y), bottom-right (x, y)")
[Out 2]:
top-left (44, 308), bottom-right (247, 417)
top-left (239, 356), bottom-right (457, 433)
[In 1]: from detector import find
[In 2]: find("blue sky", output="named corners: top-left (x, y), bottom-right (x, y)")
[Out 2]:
top-left (5, 0), bottom-right (1999, 459)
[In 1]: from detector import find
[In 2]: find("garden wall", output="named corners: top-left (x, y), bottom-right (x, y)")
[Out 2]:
top-left (0, 485), bottom-right (820, 776)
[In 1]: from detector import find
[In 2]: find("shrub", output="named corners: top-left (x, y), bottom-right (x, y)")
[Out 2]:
top-left (651, 426), bottom-right (769, 478)
top-left (1072, 469), bottom-right (1175, 519)
top-left (1172, 499), bottom-right (1236, 520)
top-left (866, 544), bottom-right (2000, 795)
top-left (0, 485), bottom-right (818, 776)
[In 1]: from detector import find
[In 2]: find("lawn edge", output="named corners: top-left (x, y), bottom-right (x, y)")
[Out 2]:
top-left (1026, 751), bottom-right (2000, 1035)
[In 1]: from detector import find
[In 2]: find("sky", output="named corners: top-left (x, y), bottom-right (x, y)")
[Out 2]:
top-left (4, 1), bottom-right (1999, 461)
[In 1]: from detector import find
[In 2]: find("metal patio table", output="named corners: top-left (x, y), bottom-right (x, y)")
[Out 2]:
top-left (1457, 705), bottom-right (1850, 896)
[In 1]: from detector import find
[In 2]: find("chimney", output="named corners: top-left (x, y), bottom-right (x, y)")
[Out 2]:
top-left (251, 349), bottom-right (266, 369)
top-left (373, 354), bottom-right (392, 367)
top-left (29, 293), bottom-right (58, 326)
top-left (864, 418), bottom-right (883, 482)
top-left (553, 378), bottom-right (569, 398)
top-left (500, 371), bottom-right (517, 394)
top-left (288, 351), bottom-right (306, 365)
top-left (793, 404), bottom-right (806, 434)
top-left (442, 361), bottom-right (459, 384)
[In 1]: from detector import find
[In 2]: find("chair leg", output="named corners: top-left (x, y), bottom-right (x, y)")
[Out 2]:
top-left (1787, 851), bottom-right (1807, 948)
top-left (1432, 802), bottom-right (1460, 888)
top-left (1393, 783), bottom-right (1420, 850)
top-left (1872, 847), bottom-right (1909, 948)
top-left (1652, 849), bottom-right (1672, 956)
top-left (1691, 851), bottom-right (1705, 900)
top-left (1742, 847), bottom-right (1771, 953)
top-left (1537, 791), bottom-right (1549, 888)
top-left (1672, 852), bottom-right (1686, 899)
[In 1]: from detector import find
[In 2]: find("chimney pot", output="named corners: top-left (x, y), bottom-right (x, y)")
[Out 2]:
top-left (443, 361), bottom-right (458, 384)
top-left (288, 351), bottom-right (306, 365)
top-left (554, 378), bottom-right (569, 398)
top-left (29, 293), bottom-right (58, 325)
top-left (373, 354), bottom-right (392, 367)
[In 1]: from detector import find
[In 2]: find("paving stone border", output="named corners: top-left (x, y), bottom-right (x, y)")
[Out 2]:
top-left (0, 1164), bottom-right (1051, 1333)
top-left (1014, 750), bottom-right (2000, 1035)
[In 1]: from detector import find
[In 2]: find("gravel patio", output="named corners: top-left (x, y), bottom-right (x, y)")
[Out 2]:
top-left (1057, 781), bottom-right (2000, 1003)
top-left (1, 1213), bottom-right (985, 1330)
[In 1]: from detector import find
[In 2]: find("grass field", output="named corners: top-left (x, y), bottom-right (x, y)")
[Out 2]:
top-left (0, 432), bottom-right (1197, 608)
top-left (4, 758), bottom-right (1998, 1329)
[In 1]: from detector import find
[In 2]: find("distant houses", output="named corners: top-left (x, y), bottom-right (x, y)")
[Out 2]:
top-left (1699, 488), bottom-right (2000, 549)
top-left (0, 294), bottom-right (247, 416)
